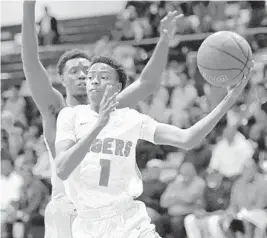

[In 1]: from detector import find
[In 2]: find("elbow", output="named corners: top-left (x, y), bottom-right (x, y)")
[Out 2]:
top-left (180, 130), bottom-right (200, 151)
top-left (55, 158), bottom-right (69, 181)
top-left (172, 141), bottom-right (192, 151)
top-left (56, 168), bottom-right (69, 181)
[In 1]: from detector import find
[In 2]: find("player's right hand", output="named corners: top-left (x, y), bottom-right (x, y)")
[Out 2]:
top-left (227, 60), bottom-right (254, 97)
top-left (97, 85), bottom-right (119, 127)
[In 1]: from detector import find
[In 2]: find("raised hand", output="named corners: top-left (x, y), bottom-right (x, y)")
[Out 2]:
top-left (97, 85), bottom-right (119, 127)
top-left (227, 60), bottom-right (254, 98)
top-left (160, 11), bottom-right (184, 41)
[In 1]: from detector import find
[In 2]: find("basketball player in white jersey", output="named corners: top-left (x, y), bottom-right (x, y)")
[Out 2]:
top-left (22, 1), bottom-right (181, 237)
top-left (54, 51), bottom-right (253, 237)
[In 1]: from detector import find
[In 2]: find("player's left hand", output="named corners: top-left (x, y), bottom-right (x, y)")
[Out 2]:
top-left (97, 85), bottom-right (119, 128)
top-left (160, 11), bottom-right (184, 41)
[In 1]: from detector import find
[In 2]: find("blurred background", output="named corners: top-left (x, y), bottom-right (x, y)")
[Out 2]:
top-left (1, 1), bottom-right (267, 238)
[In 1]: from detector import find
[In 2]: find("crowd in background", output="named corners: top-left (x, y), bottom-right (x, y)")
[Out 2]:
top-left (112, 1), bottom-right (267, 48)
top-left (1, 1), bottom-right (267, 238)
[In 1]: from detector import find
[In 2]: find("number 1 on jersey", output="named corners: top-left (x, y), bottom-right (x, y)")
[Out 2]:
top-left (99, 159), bottom-right (111, 187)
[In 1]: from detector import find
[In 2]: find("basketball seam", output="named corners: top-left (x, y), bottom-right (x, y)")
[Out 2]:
top-left (198, 64), bottom-right (242, 71)
top-left (207, 44), bottom-right (247, 66)
top-left (230, 35), bottom-right (247, 59)
top-left (229, 52), bottom-right (249, 82)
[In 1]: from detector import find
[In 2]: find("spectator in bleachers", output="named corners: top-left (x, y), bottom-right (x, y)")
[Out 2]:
top-left (3, 86), bottom-right (27, 126)
top-left (112, 45), bottom-right (137, 78)
top-left (160, 162), bottom-right (206, 238)
top-left (38, 5), bottom-right (60, 46)
top-left (247, 1), bottom-right (266, 28)
top-left (115, 5), bottom-right (147, 42)
top-left (220, 159), bottom-right (267, 237)
top-left (14, 157), bottom-right (49, 238)
top-left (139, 159), bottom-right (167, 237)
top-left (204, 170), bottom-right (231, 213)
top-left (209, 122), bottom-right (254, 180)
top-left (2, 111), bottom-right (25, 160)
top-left (15, 145), bottom-right (37, 173)
top-left (1, 157), bottom-right (23, 238)
top-left (30, 136), bottom-right (51, 179)
top-left (184, 138), bottom-right (211, 176)
top-left (189, 1), bottom-right (213, 33)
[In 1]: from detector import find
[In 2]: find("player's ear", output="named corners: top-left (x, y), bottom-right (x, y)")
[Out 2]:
top-left (61, 75), bottom-right (67, 87)
top-left (116, 83), bottom-right (122, 92)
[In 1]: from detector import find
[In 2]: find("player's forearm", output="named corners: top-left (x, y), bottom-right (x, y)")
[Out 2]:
top-left (138, 36), bottom-right (169, 86)
top-left (22, 1), bottom-right (39, 67)
top-left (184, 91), bottom-right (240, 150)
top-left (22, 2), bottom-right (64, 116)
top-left (56, 124), bottom-right (104, 180)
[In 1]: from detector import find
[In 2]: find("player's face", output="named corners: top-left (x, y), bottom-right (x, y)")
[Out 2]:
top-left (86, 63), bottom-right (122, 105)
top-left (61, 58), bottom-right (91, 96)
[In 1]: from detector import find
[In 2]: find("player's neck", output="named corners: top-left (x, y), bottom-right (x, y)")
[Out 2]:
top-left (90, 102), bottom-right (100, 113)
top-left (66, 94), bottom-right (88, 107)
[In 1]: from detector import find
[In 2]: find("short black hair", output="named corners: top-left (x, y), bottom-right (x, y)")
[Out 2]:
top-left (57, 49), bottom-right (91, 76)
top-left (90, 56), bottom-right (127, 90)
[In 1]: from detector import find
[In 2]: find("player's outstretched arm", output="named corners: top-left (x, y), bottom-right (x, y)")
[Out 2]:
top-left (22, 1), bottom-right (64, 119)
top-left (117, 11), bottom-right (183, 108)
top-left (154, 67), bottom-right (253, 150)
top-left (55, 86), bottom-right (118, 180)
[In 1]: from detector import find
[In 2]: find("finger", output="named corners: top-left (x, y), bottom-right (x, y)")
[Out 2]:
top-left (104, 92), bottom-right (118, 108)
top-left (104, 85), bottom-right (115, 103)
top-left (108, 101), bottom-right (119, 112)
top-left (106, 93), bottom-right (119, 109)
top-left (174, 14), bottom-right (184, 21)
top-left (102, 85), bottom-right (111, 103)
top-left (243, 61), bottom-right (254, 81)
top-left (170, 10), bottom-right (177, 17)
top-left (247, 60), bottom-right (254, 70)
top-left (168, 11), bottom-right (177, 20)
top-left (160, 15), bottom-right (168, 23)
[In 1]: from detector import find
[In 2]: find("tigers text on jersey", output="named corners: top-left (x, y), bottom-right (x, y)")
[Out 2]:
top-left (55, 105), bottom-right (158, 209)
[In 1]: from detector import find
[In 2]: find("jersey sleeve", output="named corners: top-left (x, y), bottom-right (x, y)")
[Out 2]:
top-left (139, 113), bottom-right (158, 144)
top-left (55, 107), bottom-right (76, 144)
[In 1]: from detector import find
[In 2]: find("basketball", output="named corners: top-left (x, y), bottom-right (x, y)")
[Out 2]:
top-left (197, 31), bottom-right (252, 87)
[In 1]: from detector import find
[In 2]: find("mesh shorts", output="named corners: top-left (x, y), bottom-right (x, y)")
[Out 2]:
top-left (44, 197), bottom-right (76, 238)
top-left (72, 199), bottom-right (161, 238)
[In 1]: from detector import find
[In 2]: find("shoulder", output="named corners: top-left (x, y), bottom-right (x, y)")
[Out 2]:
top-left (58, 105), bottom-right (87, 118)
top-left (126, 108), bottom-right (152, 121)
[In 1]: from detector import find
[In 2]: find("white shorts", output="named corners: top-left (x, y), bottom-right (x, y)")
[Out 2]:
top-left (72, 199), bottom-right (160, 238)
top-left (44, 197), bottom-right (76, 238)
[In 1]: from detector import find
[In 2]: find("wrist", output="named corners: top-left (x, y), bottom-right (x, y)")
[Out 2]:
top-left (159, 34), bottom-right (170, 45)
top-left (94, 121), bottom-right (106, 130)
top-left (225, 90), bottom-right (240, 104)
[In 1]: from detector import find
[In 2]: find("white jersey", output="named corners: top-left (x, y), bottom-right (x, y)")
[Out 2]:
top-left (55, 105), bottom-right (158, 209)
top-left (44, 139), bottom-right (66, 200)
